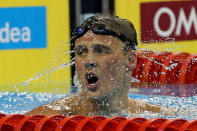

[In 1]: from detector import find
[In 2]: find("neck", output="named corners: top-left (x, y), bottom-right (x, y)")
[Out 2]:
top-left (83, 92), bottom-right (128, 117)
top-left (80, 72), bottom-right (131, 117)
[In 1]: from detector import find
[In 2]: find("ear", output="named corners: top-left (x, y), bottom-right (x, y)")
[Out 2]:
top-left (126, 50), bottom-right (137, 71)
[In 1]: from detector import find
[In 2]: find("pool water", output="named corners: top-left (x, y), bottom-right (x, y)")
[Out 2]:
top-left (0, 92), bottom-right (65, 114)
top-left (1, 84), bottom-right (197, 120)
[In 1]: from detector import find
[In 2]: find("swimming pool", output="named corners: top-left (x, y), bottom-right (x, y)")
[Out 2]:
top-left (1, 84), bottom-right (197, 120)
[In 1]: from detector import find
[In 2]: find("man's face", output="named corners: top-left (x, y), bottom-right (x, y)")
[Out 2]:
top-left (75, 30), bottom-right (132, 98)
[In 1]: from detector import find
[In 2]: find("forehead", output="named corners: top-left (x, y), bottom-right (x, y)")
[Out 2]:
top-left (75, 30), bottom-right (124, 47)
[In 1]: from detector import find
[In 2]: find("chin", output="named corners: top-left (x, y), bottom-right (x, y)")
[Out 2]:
top-left (87, 90), bottom-right (112, 100)
top-left (86, 90), bottom-right (102, 98)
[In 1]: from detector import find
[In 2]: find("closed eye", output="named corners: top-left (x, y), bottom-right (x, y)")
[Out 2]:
top-left (93, 44), bottom-right (111, 54)
top-left (75, 45), bottom-right (88, 56)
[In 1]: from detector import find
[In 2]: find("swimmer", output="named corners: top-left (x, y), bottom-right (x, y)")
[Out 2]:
top-left (25, 14), bottom-right (174, 117)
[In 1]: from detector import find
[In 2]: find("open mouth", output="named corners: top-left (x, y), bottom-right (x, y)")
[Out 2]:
top-left (85, 73), bottom-right (98, 84)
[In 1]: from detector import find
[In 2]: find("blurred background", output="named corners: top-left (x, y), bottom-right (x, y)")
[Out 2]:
top-left (0, 0), bottom-right (196, 94)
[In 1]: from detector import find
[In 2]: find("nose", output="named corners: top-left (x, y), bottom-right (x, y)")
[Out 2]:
top-left (82, 49), bottom-right (98, 70)
top-left (84, 62), bottom-right (97, 70)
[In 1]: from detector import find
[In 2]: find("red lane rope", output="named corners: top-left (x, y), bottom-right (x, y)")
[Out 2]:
top-left (132, 51), bottom-right (197, 84)
top-left (0, 114), bottom-right (196, 131)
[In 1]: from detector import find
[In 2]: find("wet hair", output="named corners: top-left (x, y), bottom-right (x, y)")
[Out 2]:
top-left (71, 14), bottom-right (138, 51)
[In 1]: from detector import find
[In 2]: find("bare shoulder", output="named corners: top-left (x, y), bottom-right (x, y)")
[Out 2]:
top-left (128, 98), bottom-right (175, 116)
top-left (25, 94), bottom-right (80, 116)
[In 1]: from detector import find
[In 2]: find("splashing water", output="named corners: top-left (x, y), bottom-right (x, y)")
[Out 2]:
top-left (13, 40), bottom-right (75, 93)
top-left (129, 92), bottom-right (197, 120)
top-left (0, 31), bottom-right (196, 121)
top-left (1, 90), bottom-right (197, 120)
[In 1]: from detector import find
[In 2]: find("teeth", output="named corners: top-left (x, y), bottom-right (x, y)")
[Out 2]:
top-left (87, 74), bottom-right (93, 79)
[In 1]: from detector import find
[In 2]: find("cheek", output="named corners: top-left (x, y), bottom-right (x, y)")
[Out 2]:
top-left (75, 59), bottom-right (83, 69)
top-left (75, 60), bottom-right (86, 84)
top-left (75, 59), bottom-right (84, 77)
top-left (104, 57), bottom-right (122, 75)
top-left (107, 56), bottom-right (121, 68)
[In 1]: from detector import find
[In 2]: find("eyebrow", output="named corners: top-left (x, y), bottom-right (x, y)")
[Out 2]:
top-left (74, 45), bottom-right (86, 49)
top-left (75, 44), bottom-right (111, 52)
top-left (92, 44), bottom-right (111, 50)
